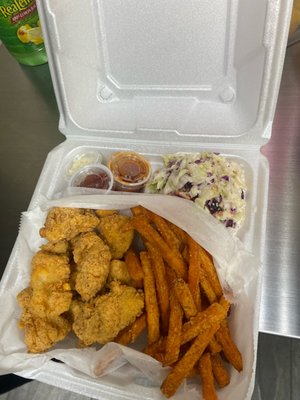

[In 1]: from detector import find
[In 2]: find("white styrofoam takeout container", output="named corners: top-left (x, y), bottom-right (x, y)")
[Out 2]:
top-left (0, 0), bottom-right (294, 398)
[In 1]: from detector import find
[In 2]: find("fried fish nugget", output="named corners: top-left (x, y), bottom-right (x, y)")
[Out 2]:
top-left (29, 283), bottom-right (72, 318)
top-left (40, 239), bottom-right (69, 254)
top-left (71, 281), bottom-right (144, 346)
top-left (20, 314), bottom-right (71, 353)
top-left (17, 288), bottom-right (71, 353)
top-left (73, 232), bottom-right (111, 301)
top-left (95, 209), bottom-right (119, 217)
top-left (108, 260), bottom-right (132, 285)
top-left (98, 214), bottom-right (134, 259)
top-left (31, 251), bottom-right (70, 288)
top-left (39, 207), bottom-right (99, 242)
top-left (29, 251), bottom-right (72, 317)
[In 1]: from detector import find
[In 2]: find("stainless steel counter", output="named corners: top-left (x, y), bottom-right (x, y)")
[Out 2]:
top-left (0, 41), bottom-right (299, 341)
top-left (260, 42), bottom-right (300, 338)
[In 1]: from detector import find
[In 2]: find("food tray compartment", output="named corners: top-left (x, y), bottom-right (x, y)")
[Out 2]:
top-left (0, 190), bottom-right (261, 400)
top-left (29, 138), bottom-right (267, 257)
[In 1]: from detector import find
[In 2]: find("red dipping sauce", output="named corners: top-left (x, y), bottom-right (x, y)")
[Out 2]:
top-left (79, 172), bottom-right (110, 189)
top-left (70, 164), bottom-right (113, 192)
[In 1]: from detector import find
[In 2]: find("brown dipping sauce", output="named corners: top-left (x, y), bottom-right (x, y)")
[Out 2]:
top-left (108, 151), bottom-right (151, 191)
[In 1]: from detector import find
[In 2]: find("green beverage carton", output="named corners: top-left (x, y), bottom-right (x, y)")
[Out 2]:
top-left (0, 0), bottom-right (47, 66)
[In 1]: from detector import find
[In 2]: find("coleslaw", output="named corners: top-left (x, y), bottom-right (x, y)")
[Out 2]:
top-left (146, 152), bottom-right (246, 229)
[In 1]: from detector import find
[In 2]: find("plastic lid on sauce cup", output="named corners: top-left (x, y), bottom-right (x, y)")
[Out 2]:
top-left (70, 164), bottom-right (113, 192)
top-left (108, 151), bottom-right (151, 192)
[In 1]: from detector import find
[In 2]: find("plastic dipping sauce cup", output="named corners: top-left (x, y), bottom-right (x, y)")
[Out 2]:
top-left (70, 164), bottom-right (113, 192)
top-left (108, 151), bottom-right (151, 192)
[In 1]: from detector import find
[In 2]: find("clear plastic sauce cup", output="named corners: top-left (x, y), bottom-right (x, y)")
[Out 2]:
top-left (70, 164), bottom-right (113, 192)
top-left (108, 151), bottom-right (151, 192)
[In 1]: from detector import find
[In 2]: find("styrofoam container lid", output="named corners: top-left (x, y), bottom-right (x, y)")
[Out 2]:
top-left (37, 0), bottom-right (293, 146)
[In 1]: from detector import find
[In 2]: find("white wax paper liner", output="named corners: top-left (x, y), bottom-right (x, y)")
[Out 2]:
top-left (0, 194), bottom-right (261, 400)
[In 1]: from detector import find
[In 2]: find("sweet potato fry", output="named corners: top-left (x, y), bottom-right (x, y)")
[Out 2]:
top-left (164, 286), bottom-right (183, 366)
top-left (199, 246), bottom-right (223, 299)
top-left (181, 303), bottom-right (227, 345)
top-left (181, 244), bottom-right (190, 264)
top-left (219, 295), bottom-right (231, 314)
top-left (144, 336), bottom-right (166, 357)
top-left (198, 266), bottom-right (218, 304)
top-left (145, 241), bottom-right (170, 335)
top-left (186, 367), bottom-right (198, 379)
top-left (147, 211), bottom-right (181, 251)
top-left (130, 206), bottom-right (151, 224)
top-left (173, 278), bottom-right (198, 319)
top-left (160, 324), bottom-right (220, 398)
top-left (166, 220), bottom-right (188, 249)
top-left (130, 206), bottom-right (145, 216)
top-left (187, 236), bottom-right (202, 311)
top-left (198, 353), bottom-right (218, 400)
top-left (131, 216), bottom-right (187, 279)
top-left (124, 248), bottom-right (144, 288)
top-left (151, 352), bottom-right (165, 363)
top-left (140, 251), bottom-right (160, 344)
top-left (114, 313), bottom-right (147, 345)
top-left (215, 320), bottom-right (243, 372)
top-left (211, 353), bottom-right (230, 388)
top-left (208, 336), bottom-right (222, 355)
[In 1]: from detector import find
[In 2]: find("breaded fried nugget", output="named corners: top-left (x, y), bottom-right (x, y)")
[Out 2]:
top-left (21, 315), bottom-right (71, 353)
top-left (17, 288), bottom-right (71, 353)
top-left (97, 214), bottom-right (134, 259)
top-left (95, 210), bottom-right (119, 217)
top-left (29, 251), bottom-right (72, 317)
top-left (29, 283), bottom-right (72, 318)
top-left (40, 239), bottom-right (69, 254)
top-left (71, 281), bottom-right (144, 346)
top-left (31, 251), bottom-right (70, 287)
top-left (17, 287), bottom-right (33, 309)
top-left (73, 232), bottom-right (112, 301)
top-left (39, 207), bottom-right (99, 242)
top-left (108, 260), bottom-right (132, 285)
